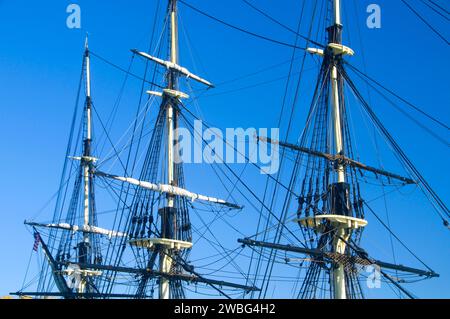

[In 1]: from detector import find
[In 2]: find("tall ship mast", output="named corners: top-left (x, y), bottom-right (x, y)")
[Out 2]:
top-left (14, 0), bottom-right (448, 299)
top-left (239, 0), bottom-right (445, 299)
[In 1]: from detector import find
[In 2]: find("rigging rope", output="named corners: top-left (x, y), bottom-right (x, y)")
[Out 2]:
top-left (363, 201), bottom-right (435, 272)
top-left (345, 62), bottom-right (450, 131)
top-left (400, 0), bottom-right (449, 45)
top-left (427, 0), bottom-right (450, 15)
top-left (340, 66), bottom-right (450, 226)
top-left (178, 0), bottom-right (313, 51)
top-left (178, 109), bottom-right (305, 245)
top-left (346, 67), bottom-right (450, 148)
top-left (258, 0), bottom-right (320, 298)
top-left (240, 0), bottom-right (325, 48)
top-left (420, 0), bottom-right (450, 21)
top-left (89, 51), bottom-right (164, 89)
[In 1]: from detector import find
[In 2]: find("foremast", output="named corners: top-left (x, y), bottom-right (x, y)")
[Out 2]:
top-left (77, 36), bottom-right (99, 293)
top-left (22, 37), bottom-right (103, 297)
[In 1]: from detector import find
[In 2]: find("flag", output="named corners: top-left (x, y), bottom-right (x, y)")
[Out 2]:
top-left (33, 231), bottom-right (41, 252)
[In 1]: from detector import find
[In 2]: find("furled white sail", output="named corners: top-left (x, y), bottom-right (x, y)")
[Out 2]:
top-left (25, 221), bottom-right (127, 238)
top-left (131, 49), bottom-right (214, 88)
top-left (96, 171), bottom-right (242, 209)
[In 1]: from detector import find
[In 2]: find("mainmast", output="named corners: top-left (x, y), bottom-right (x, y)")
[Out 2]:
top-left (160, 0), bottom-right (179, 300)
top-left (243, 0), bottom-right (366, 300)
top-left (239, 0), bottom-right (439, 300)
top-left (329, 0), bottom-right (347, 299)
top-left (304, 0), bottom-right (356, 299)
top-left (330, 0), bottom-right (344, 184)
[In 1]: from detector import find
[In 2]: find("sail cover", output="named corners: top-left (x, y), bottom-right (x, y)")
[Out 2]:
top-left (95, 171), bottom-right (242, 209)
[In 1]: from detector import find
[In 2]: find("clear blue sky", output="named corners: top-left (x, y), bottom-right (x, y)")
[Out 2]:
top-left (0, 0), bottom-right (448, 298)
